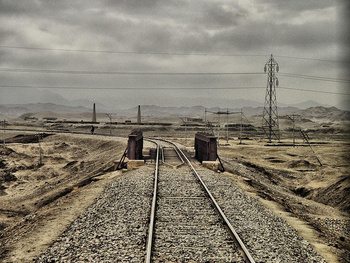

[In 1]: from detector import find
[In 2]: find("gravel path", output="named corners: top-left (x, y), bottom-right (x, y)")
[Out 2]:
top-left (36, 165), bottom-right (154, 263)
top-left (195, 165), bottom-right (327, 263)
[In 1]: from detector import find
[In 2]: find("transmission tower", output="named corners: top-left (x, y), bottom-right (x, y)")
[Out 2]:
top-left (262, 54), bottom-right (280, 142)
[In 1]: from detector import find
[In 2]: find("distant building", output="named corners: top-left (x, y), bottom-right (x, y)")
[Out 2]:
top-left (24, 116), bottom-right (38, 121)
top-left (187, 117), bottom-right (203, 122)
top-left (43, 117), bottom-right (57, 121)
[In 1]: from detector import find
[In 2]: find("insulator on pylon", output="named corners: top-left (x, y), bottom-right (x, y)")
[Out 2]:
top-left (276, 64), bottom-right (279, 72)
top-left (264, 65), bottom-right (267, 73)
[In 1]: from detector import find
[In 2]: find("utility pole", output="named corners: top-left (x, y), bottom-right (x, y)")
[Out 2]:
top-left (106, 113), bottom-right (113, 135)
top-left (262, 54), bottom-right (280, 143)
top-left (286, 114), bottom-right (300, 147)
top-left (2, 119), bottom-right (6, 146)
top-left (239, 109), bottom-right (243, 144)
top-left (292, 114), bottom-right (295, 146)
top-left (37, 133), bottom-right (43, 165)
top-left (226, 109), bottom-right (229, 143)
top-left (217, 113), bottom-right (220, 146)
top-left (204, 109), bottom-right (207, 131)
top-left (185, 117), bottom-right (187, 144)
top-left (300, 130), bottom-right (322, 166)
top-left (180, 117), bottom-right (188, 145)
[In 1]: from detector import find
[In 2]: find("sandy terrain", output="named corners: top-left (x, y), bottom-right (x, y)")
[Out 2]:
top-left (217, 139), bottom-right (350, 262)
top-left (0, 133), bottom-right (127, 262)
top-left (0, 118), bottom-right (349, 262)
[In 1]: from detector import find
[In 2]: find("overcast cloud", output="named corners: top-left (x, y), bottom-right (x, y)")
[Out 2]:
top-left (0, 0), bottom-right (348, 109)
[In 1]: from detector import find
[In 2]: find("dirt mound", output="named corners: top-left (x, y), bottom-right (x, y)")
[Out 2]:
top-left (0, 172), bottom-right (17, 184)
top-left (0, 171), bottom-right (17, 195)
top-left (0, 160), bottom-right (6, 169)
top-left (0, 146), bottom-right (14, 156)
top-left (55, 142), bottom-right (69, 149)
top-left (288, 159), bottom-right (317, 169)
top-left (313, 176), bottom-right (350, 213)
top-left (2, 133), bottom-right (52, 144)
top-left (63, 161), bottom-right (78, 169)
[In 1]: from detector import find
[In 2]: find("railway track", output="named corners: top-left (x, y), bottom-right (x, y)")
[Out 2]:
top-left (145, 138), bottom-right (254, 262)
top-left (4, 129), bottom-right (324, 262)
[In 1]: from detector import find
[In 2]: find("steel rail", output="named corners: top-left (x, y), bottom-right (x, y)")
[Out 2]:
top-left (144, 139), bottom-right (160, 263)
top-left (173, 146), bottom-right (185, 167)
top-left (152, 138), bottom-right (255, 263)
top-left (4, 131), bottom-right (254, 262)
top-left (161, 146), bottom-right (185, 168)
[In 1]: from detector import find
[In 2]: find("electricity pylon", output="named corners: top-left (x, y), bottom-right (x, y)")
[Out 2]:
top-left (262, 54), bottom-right (280, 142)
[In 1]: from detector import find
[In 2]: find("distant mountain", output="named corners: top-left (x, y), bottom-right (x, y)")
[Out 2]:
top-left (120, 105), bottom-right (300, 118)
top-left (121, 105), bottom-right (207, 117)
top-left (0, 88), bottom-right (108, 111)
top-left (0, 103), bottom-right (90, 118)
top-left (289, 100), bottom-right (329, 109)
top-left (2, 86), bottom-right (343, 111)
top-left (113, 97), bottom-right (264, 110)
top-left (336, 100), bottom-right (350, 111)
top-left (1, 101), bottom-right (348, 123)
top-left (300, 106), bottom-right (350, 121)
top-left (0, 88), bottom-right (70, 105)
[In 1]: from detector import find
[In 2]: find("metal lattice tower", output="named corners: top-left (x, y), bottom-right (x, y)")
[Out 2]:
top-left (262, 54), bottom-right (280, 142)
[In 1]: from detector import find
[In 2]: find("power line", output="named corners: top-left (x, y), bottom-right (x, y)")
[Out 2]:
top-left (0, 68), bottom-right (264, 76)
top-left (279, 86), bottom-right (349, 95)
top-left (0, 85), bottom-right (265, 90)
top-left (1, 84), bottom-right (348, 95)
top-left (0, 45), bottom-right (345, 63)
top-left (276, 55), bottom-right (346, 64)
top-left (279, 73), bottom-right (350, 83)
top-left (0, 67), bottom-right (347, 84)
top-left (0, 45), bottom-right (269, 57)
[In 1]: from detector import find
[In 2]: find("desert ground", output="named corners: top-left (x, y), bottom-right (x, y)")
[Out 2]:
top-left (0, 110), bottom-right (349, 262)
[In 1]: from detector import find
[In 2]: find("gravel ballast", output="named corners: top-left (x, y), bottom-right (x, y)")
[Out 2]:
top-left (195, 166), bottom-right (327, 263)
top-left (36, 166), bottom-right (154, 262)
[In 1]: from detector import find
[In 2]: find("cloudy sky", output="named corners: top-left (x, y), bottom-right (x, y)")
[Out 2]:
top-left (0, 0), bottom-right (348, 109)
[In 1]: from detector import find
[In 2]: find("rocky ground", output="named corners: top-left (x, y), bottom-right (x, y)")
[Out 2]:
top-left (0, 132), bottom-right (127, 262)
top-left (215, 139), bottom-right (350, 263)
top-left (36, 165), bottom-right (154, 263)
top-left (195, 165), bottom-right (327, 262)
top-left (0, 126), bottom-right (349, 262)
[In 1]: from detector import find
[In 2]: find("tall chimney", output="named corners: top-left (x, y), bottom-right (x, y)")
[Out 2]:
top-left (92, 103), bottom-right (97, 123)
top-left (137, 105), bottom-right (141, 124)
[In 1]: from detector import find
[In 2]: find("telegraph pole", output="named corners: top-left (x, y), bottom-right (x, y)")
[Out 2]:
top-left (239, 109), bottom-right (243, 144)
top-left (106, 113), bottom-right (113, 135)
top-left (262, 54), bottom-right (280, 142)
top-left (180, 117), bottom-right (188, 145)
top-left (226, 109), bottom-right (229, 143)
top-left (292, 114), bottom-right (295, 146)
top-left (36, 133), bottom-right (43, 165)
top-left (217, 113), bottom-right (220, 146)
top-left (286, 114), bottom-right (300, 147)
top-left (2, 119), bottom-right (6, 146)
